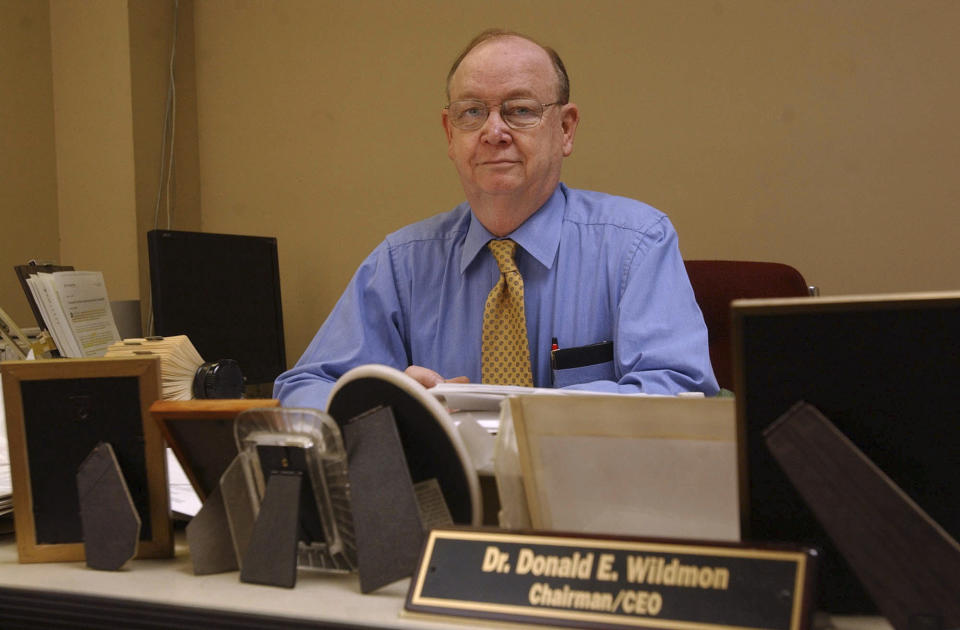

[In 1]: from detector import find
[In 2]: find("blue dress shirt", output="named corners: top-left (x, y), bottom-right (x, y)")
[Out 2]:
top-left (275, 184), bottom-right (718, 408)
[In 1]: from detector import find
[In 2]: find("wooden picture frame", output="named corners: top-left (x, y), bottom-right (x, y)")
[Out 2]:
top-left (150, 398), bottom-right (279, 501)
top-left (1, 357), bottom-right (171, 563)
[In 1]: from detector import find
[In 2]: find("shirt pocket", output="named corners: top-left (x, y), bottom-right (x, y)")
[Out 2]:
top-left (552, 359), bottom-right (616, 387)
top-left (550, 340), bottom-right (614, 387)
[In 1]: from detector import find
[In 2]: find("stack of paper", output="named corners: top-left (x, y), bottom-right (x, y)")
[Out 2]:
top-left (104, 336), bottom-right (205, 400)
top-left (23, 271), bottom-right (121, 357)
top-left (429, 382), bottom-right (659, 434)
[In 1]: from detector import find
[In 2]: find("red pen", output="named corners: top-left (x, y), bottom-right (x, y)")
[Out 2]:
top-left (550, 337), bottom-right (560, 381)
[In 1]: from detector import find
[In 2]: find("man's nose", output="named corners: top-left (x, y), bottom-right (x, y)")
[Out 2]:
top-left (480, 108), bottom-right (512, 144)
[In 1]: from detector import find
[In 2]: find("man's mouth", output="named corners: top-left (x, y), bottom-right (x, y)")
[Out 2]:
top-left (480, 159), bottom-right (519, 166)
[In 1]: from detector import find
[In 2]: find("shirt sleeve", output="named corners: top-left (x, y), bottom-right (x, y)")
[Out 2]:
top-left (272, 241), bottom-right (410, 409)
top-left (563, 216), bottom-right (719, 396)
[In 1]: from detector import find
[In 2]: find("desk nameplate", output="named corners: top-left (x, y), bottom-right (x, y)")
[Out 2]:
top-left (407, 529), bottom-right (816, 630)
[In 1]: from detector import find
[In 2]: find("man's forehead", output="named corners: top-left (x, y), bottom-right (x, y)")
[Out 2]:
top-left (449, 36), bottom-right (556, 98)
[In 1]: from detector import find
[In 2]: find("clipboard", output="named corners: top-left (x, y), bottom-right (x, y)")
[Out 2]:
top-left (14, 263), bottom-right (74, 329)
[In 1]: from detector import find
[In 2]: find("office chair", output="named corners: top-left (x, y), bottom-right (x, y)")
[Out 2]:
top-left (684, 260), bottom-right (812, 391)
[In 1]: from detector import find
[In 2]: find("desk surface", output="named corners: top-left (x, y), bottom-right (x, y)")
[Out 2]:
top-left (0, 531), bottom-right (894, 630)
top-left (0, 532), bottom-right (499, 629)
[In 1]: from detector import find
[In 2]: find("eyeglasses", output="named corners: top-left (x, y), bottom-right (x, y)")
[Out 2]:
top-left (445, 98), bottom-right (561, 131)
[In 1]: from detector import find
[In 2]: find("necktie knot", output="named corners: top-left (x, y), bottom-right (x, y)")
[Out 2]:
top-left (488, 239), bottom-right (518, 275)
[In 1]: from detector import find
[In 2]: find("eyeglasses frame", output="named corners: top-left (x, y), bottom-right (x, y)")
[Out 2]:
top-left (444, 98), bottom-right (563, 131)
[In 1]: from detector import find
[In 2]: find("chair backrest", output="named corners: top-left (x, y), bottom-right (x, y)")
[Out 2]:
top-left (684, 260), bottom-right (810, 391)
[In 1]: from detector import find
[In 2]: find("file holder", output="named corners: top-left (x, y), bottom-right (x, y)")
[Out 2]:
top-left (765, 402), bottom-right (960, 629)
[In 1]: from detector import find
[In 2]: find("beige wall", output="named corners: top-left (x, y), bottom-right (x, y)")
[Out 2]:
top-left (3, 1), bottom-right (959, 370)
top-left (48, 0), bottom-right (140, 301)
top-left (194, 0), bottom-right (960, 366)
top-left (0, 0), bottom-right (60, 326)
top-left (0, 0), bottom-right (197, 335)
top-left (128, 0), bottom-right (202, 325)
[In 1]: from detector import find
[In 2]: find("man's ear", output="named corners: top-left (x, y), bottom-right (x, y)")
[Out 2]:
top-left (560, 103), bottom-right (580, 157)
top-left (441, 109), bottom-right (454, 150)
top-left (441, 109), bottom-right (458, 160)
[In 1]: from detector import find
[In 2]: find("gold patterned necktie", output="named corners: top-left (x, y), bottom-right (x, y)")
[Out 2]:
top-left (481, 239), bottom-right (534, 386)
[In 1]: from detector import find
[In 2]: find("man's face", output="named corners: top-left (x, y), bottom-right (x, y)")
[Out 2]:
top-left (442, 37), bottom-right (578, 214)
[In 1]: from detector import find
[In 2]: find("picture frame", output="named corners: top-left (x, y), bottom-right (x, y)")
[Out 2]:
top-left (509, 394), bottom-right (739, 542)
top-left (1, 357), bottom-right (171, 563)
top-left (150, 398), bottom-right (279, 501)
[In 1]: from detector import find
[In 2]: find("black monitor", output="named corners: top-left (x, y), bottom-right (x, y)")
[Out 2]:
top-left (147, 229), bottom-right (286, 396)
top-left (732, 292), bottom-right (960, 614)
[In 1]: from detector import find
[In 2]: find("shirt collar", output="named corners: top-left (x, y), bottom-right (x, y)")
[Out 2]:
top-left (459, 184), bottom-right (566, 274)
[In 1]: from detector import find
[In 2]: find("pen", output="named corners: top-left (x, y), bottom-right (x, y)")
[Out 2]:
top-left (550, 337), bottom-right (559, 385)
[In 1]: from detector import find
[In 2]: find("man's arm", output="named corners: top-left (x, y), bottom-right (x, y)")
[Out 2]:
top-left (273, 242), bottom-right (410, 409)
top-left (563, 217), bottom-right (719, 396)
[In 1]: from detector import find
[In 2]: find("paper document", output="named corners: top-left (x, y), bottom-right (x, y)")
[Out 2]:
top-left (167, 448), bottom-right (201, 518)
top-left (430, 382), bottom-right (653, 412)
top-left (0, 373), bottom-right (12, 515)
top-left (52, 271), bottom-right (121, 356)
top-left (451, 409), bottom-right (501, 435)
top-left (26, 274), bottom-right (79, 357)
top-left (25, 271), bottom-right (121, 357)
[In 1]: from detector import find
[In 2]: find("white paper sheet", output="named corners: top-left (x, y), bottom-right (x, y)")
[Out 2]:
top-left (166, 448), bottom-right (201, 518)
top-left (50, 271), bottom-right (121, 357)
top-left (431, 382), bottom-right (654, 413)
top-left (0, 373), bottom-right (11, 513)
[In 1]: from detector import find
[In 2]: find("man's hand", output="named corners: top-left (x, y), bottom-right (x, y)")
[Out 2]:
top-left (404, 365), bottom-right (470, 388)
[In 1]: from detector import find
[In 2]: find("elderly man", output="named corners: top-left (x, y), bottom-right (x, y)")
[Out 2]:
top-left (274, 29), bottom-right (718, 408)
